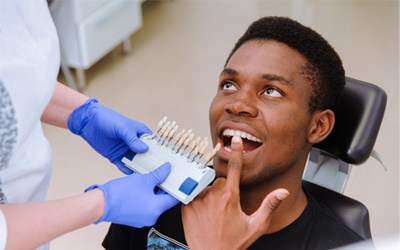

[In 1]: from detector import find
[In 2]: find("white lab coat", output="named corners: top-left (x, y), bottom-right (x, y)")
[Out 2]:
top-left (0, 0), bottom-right (60, 249)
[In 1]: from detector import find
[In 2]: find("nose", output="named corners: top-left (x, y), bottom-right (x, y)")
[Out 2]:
top-left (225, 90), bottom-right (258, 117)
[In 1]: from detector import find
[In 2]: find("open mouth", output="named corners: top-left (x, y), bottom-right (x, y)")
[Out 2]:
top-left (221, 129), bottom-right (263, 153)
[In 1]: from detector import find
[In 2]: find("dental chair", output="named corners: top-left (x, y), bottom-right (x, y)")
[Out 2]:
top-left (302, 77), bottom-right (387, 239)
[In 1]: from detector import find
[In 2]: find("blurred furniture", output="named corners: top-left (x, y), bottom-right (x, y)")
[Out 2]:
top-left (50, 0), bottom-right (144, 90)
top-left (303, 77), bottom-right (387, 239)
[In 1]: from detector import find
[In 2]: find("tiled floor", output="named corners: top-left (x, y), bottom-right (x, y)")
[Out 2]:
top-left (44, 1), bottom-right (399, 249)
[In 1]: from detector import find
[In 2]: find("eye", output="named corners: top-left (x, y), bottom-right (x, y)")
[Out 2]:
top-left (264, 87), bottom-right (283, 97)
top-left (221, 81), bottom-right (237, 90)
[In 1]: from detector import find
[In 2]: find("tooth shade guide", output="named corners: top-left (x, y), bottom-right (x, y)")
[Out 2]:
top-left (180, 133), bottom-right (194, 155)
top-left (157, 121), bottom-right (171, 142)
top-left (161, 121), bottom-right (170, 133)
top-left (203, 143), bottom-right (221, 166)
top-left (163, 124), bottom-right (178, 146)
top-left (191, 140), bottom-right (207, 162)
top-left (158, 116), bottom-right (168, 127)
top-left (187, 136), bottom-right (199, 152)
top-left (156, 116), bottom-right (168, 134)
top-left (163, 123), bottom-right (173, 137)
top-left (187, 136), bottom-right (201, 156)
top-left (159, 122), bottom-right (174, 145)
top-left (174, 129), bottom-right (190, 153)
top-left (148, 118), bottom-right (220, 166)
top-left (175, 129), bottom-right (186, 141)
top-left (152, 116), bottom-right (167, 139)
top-left (123, 117), bottom-right (217, 204)
top-left (172, 129), bottom-right (186, 151)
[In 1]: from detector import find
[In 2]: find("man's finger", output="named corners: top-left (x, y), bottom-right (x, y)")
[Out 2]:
top-left (194, 185), bottom-right (213, 200)
top-left (254, 189), bottom-right (289, 222)
top-left (226, 135), bottom-right (244, 190)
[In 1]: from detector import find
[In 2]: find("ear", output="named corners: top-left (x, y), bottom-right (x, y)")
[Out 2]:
top-left (307, 109), bottom-right (335, 144)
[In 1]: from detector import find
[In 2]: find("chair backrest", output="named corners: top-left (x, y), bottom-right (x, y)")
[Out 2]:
top-left (314, 77), bottom-right (387, 165)
top-left (303, 77), bottom-right (387, 239)
top-left (303, 180), bottom-right (372, 239)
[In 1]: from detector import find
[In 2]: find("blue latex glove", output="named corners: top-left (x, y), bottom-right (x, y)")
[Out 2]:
top-left (68, 98), bottom-right (151, 174)
top-left (86, 162), bottom-right (179, 228)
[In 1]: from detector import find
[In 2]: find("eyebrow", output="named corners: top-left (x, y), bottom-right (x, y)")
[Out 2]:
top-left (261, 74), bottom-right (293, 86)
top-left (220, 67), bottom-right (293, 86)
top-left (220, 68), bottom-right (238, 76)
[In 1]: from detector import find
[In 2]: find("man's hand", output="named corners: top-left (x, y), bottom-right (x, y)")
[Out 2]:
top-left (182, 135), bottom-right (289, 250)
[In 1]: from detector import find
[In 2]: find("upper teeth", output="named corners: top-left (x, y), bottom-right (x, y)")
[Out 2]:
top-left (222, 129), bottom-right (262, 143)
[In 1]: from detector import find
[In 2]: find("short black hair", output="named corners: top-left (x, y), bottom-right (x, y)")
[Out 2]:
top-left (226, 16), bottom-right (345, 113)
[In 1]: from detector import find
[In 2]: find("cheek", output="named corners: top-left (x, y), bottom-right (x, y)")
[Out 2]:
top-left (265, 110), bottom-right (310, 149)
top-left (209, 98), bottom-right (223, 134)
top-left (208, 101), bottom-right (215, 126)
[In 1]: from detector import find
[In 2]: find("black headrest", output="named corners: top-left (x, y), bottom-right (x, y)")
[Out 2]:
top-left (314, 77), bottom-right (387, 165)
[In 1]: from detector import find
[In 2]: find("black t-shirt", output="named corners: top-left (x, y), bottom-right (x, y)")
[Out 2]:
top-left (102, 193), bottom-right (366, 250)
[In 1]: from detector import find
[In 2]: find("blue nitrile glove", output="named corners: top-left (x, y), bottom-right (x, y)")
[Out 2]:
top-left (85, 162), bottom-right (179, 228)
top-left (68, 98), bottom-right (151, 174)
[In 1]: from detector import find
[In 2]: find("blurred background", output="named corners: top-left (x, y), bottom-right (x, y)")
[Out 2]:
top-left (44, 0), bottom-right (398, 249)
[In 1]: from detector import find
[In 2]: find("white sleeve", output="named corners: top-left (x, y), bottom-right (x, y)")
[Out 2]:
top-left (0, 209), bottom-right (7, 250)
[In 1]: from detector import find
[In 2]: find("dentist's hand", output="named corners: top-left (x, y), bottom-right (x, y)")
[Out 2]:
top-left (86, 162), bottom-right (179, 228)
top-left (182, 136), bottom-right (289, 250)
top-left (68, 98), bottom-right (151, 174)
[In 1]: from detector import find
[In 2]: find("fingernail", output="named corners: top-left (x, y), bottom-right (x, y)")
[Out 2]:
top-left (275, 190), bottom-right (290, 201)
top-left (231, 135), bottom-right (242, 144)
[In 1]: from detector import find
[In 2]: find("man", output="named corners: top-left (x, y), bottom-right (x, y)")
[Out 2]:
top-left (102, 16), bottom-right (365, 249)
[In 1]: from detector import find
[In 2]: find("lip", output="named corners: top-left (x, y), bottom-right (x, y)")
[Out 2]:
top-left (215, 121), bottom-right (264, 162)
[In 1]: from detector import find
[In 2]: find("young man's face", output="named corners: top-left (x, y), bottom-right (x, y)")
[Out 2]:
top-left (209, 40), bottom-right (318, 188)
